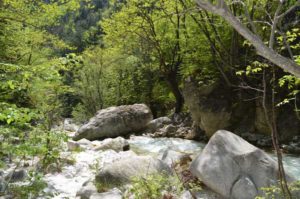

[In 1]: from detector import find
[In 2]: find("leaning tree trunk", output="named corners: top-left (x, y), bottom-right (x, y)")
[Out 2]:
top-left (165, 70), bottom-right (184, 113)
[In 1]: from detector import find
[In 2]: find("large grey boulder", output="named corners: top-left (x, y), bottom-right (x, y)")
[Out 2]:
top-left (96, 155), bottom-right (172, 186)
top-left (190, 130), bottom-right (294, 199)
top-left (73, 104), bottom-right (153, 141)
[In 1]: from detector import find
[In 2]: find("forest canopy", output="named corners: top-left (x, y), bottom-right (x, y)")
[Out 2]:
top-left (0, 0), bottom-right (299, 197)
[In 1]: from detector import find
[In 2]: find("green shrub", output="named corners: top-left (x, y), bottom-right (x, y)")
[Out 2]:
top-left (7, 172), bottom-right (49, 199)
top-left (256, 181), bottom-right (300, 199)
top-left (126, 173), bottom-right (184, 199)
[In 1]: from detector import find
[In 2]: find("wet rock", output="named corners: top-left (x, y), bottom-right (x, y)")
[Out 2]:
top-left (176, 127), bottom-right (192, 138)
top-left (282, 144), bottom-right (300, 154)
top-left (240, 132), bottom-right (264, 144)
top-left (73, 104), bottom-right (153, 141)
top-left (4, 169), bottom-right (27, 182)
top-left (180, 190), bottom-right (194, 199)
top-left (77, 138), bottom-right (93, 150)
top-left (96, 155), bottom-right (172, 186)
top-left (64, 118), bottom-right (79, 132)
top-left (159, 149), bottom-right (191, 167)
top-left (76, 181), bottom-right (98, 199)
top-left (67, 140), bottom-right (81, 151)
top-left (146, 117), bottom-right (172, 132)
top-left (162, 124), bottom-right (178, 136)
top-left (257, 137), bottom-right (273, 148)
top-left (0, 178), bottom-right (5, 193)
top-left (190, 130), bottom-right (294, 199)
top-left (93, 137), bottom-right (129, 152)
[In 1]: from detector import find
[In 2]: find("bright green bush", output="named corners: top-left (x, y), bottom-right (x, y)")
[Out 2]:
top-left (127, 173), bottom-right (184, 199)
top-left (256, 181), bottom-right (300, 199)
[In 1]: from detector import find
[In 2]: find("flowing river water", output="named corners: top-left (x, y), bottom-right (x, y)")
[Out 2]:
top-left (129, 136), bottom-right (300, 180)
top-left (44, 136), bottom-right (300, 198)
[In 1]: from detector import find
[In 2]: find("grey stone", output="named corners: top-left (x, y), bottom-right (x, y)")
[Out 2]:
top-left (67, 140), bottom-right (81, 151)
top-left (180, 190), bottom-right (194, 199)
top-left (159, 149), bottom-right (190, 167)
top-left (0, 178), bottom-right (5, 193)
top-left (4, 169), bottom-right (28, 182)
top-left (93, 137), bottom-right (129, 152)
top-left (76, 181), bottom-right (98, 199)
top-left (147, 117), bottom-right (172, 132)
top-left (74, 104), bottom-right (153, 141)
top-left (64, 118), bottom-right (79, 132)
top-left (231, 176), bottom-right (257, 199)
top-left (96, 155), bottom-right (172, 186)
top-left (190, 130), bottom-right (294, 199)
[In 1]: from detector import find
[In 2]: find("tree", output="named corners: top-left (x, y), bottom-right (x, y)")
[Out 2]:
top-left (102, 0), bottom-right (214, 113)
top-left (194, 0), bottom-right (300, 77)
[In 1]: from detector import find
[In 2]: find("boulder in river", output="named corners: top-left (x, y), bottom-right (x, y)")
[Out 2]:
top-left (76, 181), bottom-right (98, 199)
top-left (4, 169), bottom-right (28, 182)
top-left (146, 117), bottom-right (172, 133)
top-left (95, 155), bottom-right (172, 186)
top-left (73, 104), bottom-right (153, 141)
top-left (190, 130), bottom-right (294, 199)
top-left (93, 137), bottom-right (130, 152)
top-left (64, 118), bottom-right (79, 132)
top-left (159, 149), bottom-right (191, 167)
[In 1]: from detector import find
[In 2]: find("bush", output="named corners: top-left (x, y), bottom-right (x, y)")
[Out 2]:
top-left (256, 181), bottom-right (300, 199)
top-left (126, 173), bottom-right (184, 199)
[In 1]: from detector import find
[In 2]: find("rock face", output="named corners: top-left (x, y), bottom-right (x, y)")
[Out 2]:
top-left (183, 79), bottom-right (232, 137)
top-left (73, 104), bottom-right (153, 141)
top-left (190, 130), bottom-right (294, 199)
top-left (96, 155), bottom-right (172, 186)
top-left (183, 77), bottom-right (300, 142)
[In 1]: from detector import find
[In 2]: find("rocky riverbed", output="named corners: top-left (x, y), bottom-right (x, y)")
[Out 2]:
top-left (40, 133), bottom-right (300, 199)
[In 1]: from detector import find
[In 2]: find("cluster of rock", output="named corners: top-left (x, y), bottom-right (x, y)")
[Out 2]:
top-left (45, 104), bottom-right (299, 198)
top-left (240, 132), bottom-right (273, 148)
top-left (63, 136), bottom-right (193, 199)
top-left (182, 78), bottom-right (300, 142)
top-left (68, 129), bottom-right (297, 199)
top-left (72, 104), bottom-right (197, 142)
top-left (282, 136), bottom-right (300, 154)
top-left (143, 113), bottom-right (197, 140)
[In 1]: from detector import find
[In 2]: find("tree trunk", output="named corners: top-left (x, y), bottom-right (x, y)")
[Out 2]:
top-left (165, 71), bottom-right (184, 113)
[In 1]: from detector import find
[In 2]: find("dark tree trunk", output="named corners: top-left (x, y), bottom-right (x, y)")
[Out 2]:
top-left (165, 71), bottom-right (184, 113)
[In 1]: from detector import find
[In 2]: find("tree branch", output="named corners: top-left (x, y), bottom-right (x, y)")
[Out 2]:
top-left (195, 0), bottom-right (300, 77)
